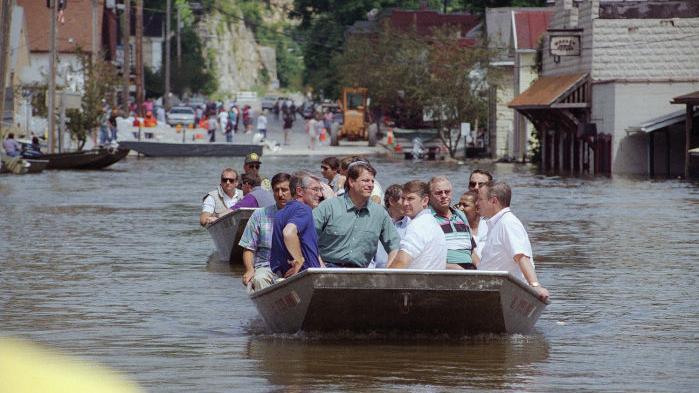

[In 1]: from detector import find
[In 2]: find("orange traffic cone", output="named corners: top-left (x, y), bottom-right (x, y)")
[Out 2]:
top-left (387, 128), bottom-right (394, 145)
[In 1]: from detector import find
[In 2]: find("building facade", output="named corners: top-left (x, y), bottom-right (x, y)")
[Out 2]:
top-left (510, 0), bottom-right (699, 176)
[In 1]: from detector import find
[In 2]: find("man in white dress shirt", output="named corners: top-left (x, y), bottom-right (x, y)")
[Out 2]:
top-left (476, 181), bottom-right (550, 301)
top-left (388, 180), bottom-right (446, 270)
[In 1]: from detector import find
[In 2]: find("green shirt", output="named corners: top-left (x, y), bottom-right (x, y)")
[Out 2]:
top-left (430, 206), bottom-right (474, 265)
top-left (313, 194), bottom-right (400, 267)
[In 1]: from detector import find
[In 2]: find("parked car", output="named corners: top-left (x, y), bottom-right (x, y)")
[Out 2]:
top-left (260, 96), bottom-right (278, 111)
top-left (167, 106), bottom-right (196, 126)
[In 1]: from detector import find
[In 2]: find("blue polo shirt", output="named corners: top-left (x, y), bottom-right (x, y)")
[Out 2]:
top-left (270, 200), bottom-right (321, 276)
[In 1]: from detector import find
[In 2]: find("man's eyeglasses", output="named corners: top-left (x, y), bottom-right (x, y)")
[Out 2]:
top-left (248, 163), bottom-right (260, 169)
top-left (305, 186), bottom-right (324, 193)
top-left (469, 181), bottom-right (487, 188)
top-left (221, 177), bottom-right (237, 184)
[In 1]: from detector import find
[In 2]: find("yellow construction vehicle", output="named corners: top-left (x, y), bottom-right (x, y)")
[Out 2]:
top-left (331, 87), bottom-right (378, 146)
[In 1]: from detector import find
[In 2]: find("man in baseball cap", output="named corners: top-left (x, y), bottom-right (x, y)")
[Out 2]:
top-left (242, 152), bottom-right (270, 190)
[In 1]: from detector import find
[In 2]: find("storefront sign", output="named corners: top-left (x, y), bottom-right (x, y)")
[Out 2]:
top-left (550, 35), bottom-right (581, 56)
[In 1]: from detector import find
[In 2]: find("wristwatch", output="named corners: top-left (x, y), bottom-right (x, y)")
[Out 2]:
top-left (530, 281), bottom-right (541, 287)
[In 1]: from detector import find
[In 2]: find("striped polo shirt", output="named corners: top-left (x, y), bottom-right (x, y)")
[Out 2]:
top-left (430, 206), bottom-right (475, 266)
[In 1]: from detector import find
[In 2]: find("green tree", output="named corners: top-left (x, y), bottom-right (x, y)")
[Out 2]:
top-left (337, 26), bottom-right (495, 158)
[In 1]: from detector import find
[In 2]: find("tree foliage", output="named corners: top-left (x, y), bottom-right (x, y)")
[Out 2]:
top-left (337, 26), bottom-right (495, 158)
top-left (292, 0), bottom-right (544, 97)
top-left (66, 51), bottom-right (121, 150)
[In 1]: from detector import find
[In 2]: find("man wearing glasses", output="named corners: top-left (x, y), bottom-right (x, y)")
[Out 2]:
top-left (270, 172), bottom-right (325, 279)
top-left (242, 152), bottom-right (271, 191)
top-left (199, 168), bottom-right (243, 227)
top-left (320, 156), bottom-right (341, 194)
top-left (467, 169), bottom-right (493, 256)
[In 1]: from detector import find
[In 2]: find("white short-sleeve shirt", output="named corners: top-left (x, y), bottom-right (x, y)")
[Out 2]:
top-left (471, 217), bottom-right (489, 258)
top-left (478, 207), bottom-right (532, 282)
top-left (399, 209), bottom-right (447, 270)
top-left (201, 189), bottom-right (243, 213)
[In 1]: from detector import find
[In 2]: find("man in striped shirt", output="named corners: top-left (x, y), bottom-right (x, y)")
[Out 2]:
top-left (428, 176), bottom-right (479, 269)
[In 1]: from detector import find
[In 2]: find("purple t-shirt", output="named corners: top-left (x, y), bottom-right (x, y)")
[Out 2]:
top-left (270, 200), bottom-right (321, 276)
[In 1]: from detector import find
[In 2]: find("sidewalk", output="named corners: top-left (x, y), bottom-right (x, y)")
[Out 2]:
top-left (107, 114), bottom-right (387, 157)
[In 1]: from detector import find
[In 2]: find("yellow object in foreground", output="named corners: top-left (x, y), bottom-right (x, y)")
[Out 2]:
top-left (0, 338), bottom-right (142, 393)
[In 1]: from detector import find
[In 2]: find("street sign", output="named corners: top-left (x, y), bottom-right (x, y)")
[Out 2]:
top-left (461, 122), bottom-right (471, 137)
top-left (549, 35), bottom-right (581, 57)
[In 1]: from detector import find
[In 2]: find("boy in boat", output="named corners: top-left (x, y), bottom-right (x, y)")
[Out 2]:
top-left (428, 176), bottom-right (478, 270)
top-left (269, 172), bottom-right (324, 278)
top-left (199, 168), bottom-right (243, 227)
top-left (388, 181), bottom-right (447, 270)
top-left (239, 173), bottom-right (292, 292)
top-left (476, 181), bottom-right (550, 302)
top-left (313, 161), bottom-right (400, 268)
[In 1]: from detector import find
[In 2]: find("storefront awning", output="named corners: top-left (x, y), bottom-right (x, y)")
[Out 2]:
top-left (625, 109), bottom-right (699, 134)
top-left (508, 73), bottom-right (589, 109)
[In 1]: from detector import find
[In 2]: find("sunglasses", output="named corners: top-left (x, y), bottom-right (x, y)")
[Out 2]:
top-left (221, 177), bottom-right (237, 184)
top-left (469, 181), bottom-right (487, 188)
top-left (247, 163), bottom-right (260, 169)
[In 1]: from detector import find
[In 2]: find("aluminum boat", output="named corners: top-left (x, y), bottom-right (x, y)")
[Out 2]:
top-left (250, 269), bottom-right (548, 335)
top-left (206, 208), bottom-right (255, 263)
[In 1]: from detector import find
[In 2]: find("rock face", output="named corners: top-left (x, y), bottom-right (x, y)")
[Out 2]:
top-left (197, 1), bottom-right (293, 95)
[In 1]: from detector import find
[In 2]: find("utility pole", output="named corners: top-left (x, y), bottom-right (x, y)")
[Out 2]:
top-left (122, 0), bottom-right (130, 114)
top-left (92, 0), bottom-right (99, 63)
top-left (176, 4), bottom-right (181, 68)
top-left (164, 0), bottom-right (171, 109)
top-left (48, 0), bottom-right (58, 153)
top-left (135, 0), bottom-right (144, 117)
top-left (0, 0), bottom-right (13, 136)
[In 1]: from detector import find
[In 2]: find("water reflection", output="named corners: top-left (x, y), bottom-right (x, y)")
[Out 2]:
top-left (246, 335), bottom-right (549, 391)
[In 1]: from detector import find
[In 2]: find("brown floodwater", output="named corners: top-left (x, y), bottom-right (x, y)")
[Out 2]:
top-left (1, 153), bottom-right (698, 392)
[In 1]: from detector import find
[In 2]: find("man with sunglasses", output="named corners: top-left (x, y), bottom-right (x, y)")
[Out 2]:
top-left (468, 169), bottom-right (493, 257)
top-left (242, 152), bottom-right (271, 191)
top-left (428, 176), bottom-right (478, 270)
top-left (200, 168), bottom-right (243, 227)
top-left (320, 156), bottom-right (341, 194)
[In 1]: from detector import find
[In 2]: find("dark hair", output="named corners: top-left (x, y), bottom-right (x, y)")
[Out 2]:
top-left (470, 169), bottom-right (493, 181)
top-left (384, 184), bottom-right (403, 208)
top-left (340, 155), bottom-right (363, 171)
top-left (321, 156), bottom-right (340, 170)
top-left (345, 161), bottom-right (377, 191)
top-left (484, 181), bottom-right (511, 207)
top-left (271, 172), bottom-right (291, 189)
top-left (241, 173), bottom-right (261, 187)
top-left (7, 133), bottom-right (14, 139)
top-left (402, 180), bottom-right (429, 198)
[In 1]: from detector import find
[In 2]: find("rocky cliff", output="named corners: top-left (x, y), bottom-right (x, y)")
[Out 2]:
top-left (197, 0), bottom-right (294, 96)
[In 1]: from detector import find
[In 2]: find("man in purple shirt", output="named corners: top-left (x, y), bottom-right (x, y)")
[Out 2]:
top-left (230, 173), bottom-right (274, 209)
top-left (270, 172), bottom-right (324, 278)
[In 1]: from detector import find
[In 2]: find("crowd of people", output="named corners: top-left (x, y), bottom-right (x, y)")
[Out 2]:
top-left (200, 153), bottom-right (549, 302)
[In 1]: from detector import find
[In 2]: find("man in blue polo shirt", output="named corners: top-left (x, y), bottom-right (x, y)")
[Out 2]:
top-left (428, 176), bottom-right (478, 269)
top-left (270, 172), bottom-right (324, 278)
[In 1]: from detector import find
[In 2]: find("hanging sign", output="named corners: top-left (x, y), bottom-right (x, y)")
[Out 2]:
top-left (549, 35), bottom-right (581, 56)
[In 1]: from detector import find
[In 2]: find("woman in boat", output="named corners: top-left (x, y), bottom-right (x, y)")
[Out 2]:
top-left (456, 190), bottom-right (484, 258)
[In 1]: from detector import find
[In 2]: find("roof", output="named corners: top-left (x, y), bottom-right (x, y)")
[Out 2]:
top-left (672, 91), bottom-right (699, 105)
top-left (513, 10), bottom-right (553, 50)
top-left (17, 0), bottom-right (103, 53)
top-left (509, 73), bottom-right (587, 108)
top-left (625, 109), bottom-right (699, 134)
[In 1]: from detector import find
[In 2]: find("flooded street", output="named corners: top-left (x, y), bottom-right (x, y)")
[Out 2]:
top-left (1, 154), bottom-right (698, 392)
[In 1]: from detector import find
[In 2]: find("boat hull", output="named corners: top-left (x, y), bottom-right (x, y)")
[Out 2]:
top-left (250, 269), bottom-right (548, 335)
top-left (41, 147), bottom-right (129, 170)
top-left (205, 209), bottom-right (255, 263)
top-left (118, 141), bottom-right (263, 157)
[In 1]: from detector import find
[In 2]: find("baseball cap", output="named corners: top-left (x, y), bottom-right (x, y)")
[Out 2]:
top-left (245, 152), bottom-right (261, 164)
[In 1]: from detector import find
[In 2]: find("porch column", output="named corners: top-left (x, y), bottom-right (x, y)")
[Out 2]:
top-left (649, 132), bottom-right (655, 178)
top-left (686, 104), bottom-right (694, 179)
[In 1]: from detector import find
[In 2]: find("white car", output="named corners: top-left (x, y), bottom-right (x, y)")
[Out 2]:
top-left (167, 106), bottom-right (196, 126)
